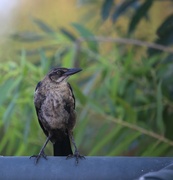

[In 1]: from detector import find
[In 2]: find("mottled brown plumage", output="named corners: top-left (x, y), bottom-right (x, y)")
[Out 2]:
top-left (31, 67), bottom-right (84, 164)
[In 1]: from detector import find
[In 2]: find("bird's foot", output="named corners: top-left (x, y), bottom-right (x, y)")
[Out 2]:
top-left (66, 150), bottom-right (85, 165)
top-left (30, 151), bottom-right (47, 164)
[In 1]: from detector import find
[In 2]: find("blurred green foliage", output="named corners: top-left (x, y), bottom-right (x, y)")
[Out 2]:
top-left (1, 0), bottom-right (173, 157)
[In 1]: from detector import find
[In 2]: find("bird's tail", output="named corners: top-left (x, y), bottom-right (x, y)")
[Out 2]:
top-left (53, 135), bottom-right (73, 156)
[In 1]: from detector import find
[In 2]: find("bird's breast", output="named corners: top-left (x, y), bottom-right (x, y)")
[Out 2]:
top-left (39, 84), bottom-right (76, 131)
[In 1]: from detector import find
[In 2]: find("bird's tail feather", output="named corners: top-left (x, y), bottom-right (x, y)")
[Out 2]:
top-left (53, 135), bottom-right (73, 156)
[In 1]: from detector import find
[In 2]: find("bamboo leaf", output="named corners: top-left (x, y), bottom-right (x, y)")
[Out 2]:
top-left (112, 0), bottom-right (137, 22)
top-left (108, 131), bottom-right (141, 156)
top-left (72, 23), bottom-right (98, 52)
top-left (88, 125), bottom-right (122, 156)
top-left (11, 32), bottom-right (44, 42)
top-left (156, 80), bottom-right (164, 133)
top-left (39, 49), bottom-right (50, 73)
top-left (32, 18), bottom-right (56, 35)
top-left (101, 0), bottom-right (114, 21)
top-left (157, 14), bottom-right (173, 38)
top-left (0, 76), bottom-right (22, 106)
top-left (61, 48), bottom-right (75, 68)
top-left (128, 0), bottom-right (153, 34)
top-left (60, 28), bottom-right (76, 41)
top-left (0, 79), bottom-right (14, 106)
top-left (3, 93), bottom-right (18, 124)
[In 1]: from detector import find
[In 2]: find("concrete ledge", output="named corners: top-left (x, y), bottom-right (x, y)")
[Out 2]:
top-left (0, 156), bottom-right (173, 180)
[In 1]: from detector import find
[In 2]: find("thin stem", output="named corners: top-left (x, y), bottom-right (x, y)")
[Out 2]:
top-left (76, 37), bottom-right (173, 53)
top-left (90, 110), bottom-right (173, 147)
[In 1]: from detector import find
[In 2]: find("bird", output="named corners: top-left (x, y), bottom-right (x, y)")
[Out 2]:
top-left (31, 67), bottom-right (84, 164)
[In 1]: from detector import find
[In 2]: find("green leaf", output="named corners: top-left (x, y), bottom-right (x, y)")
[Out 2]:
top-left (39, 49), bottom-right (50, 73)
top-left (101, 0), bottom-right (114, 21)
top-left (0, 132), bottom-right (9, 153)
top-left (75, 117), bottom-right (89, 147)
top-left (15, 143), bottom-right (27, 156)
top-left (112, 0), bottom-right (137, 22)
top-left (3, 93), bottom-right (18, 125)
top-left (11, 32), bottom-right (44, 42)
top-left (61, 48), bottom-right (75, 68)
top-left (32, 18), bottom-right (56, 35)
top-left (150, 143), bottom-right (170, 156)
top-left (109, 73), bottom-right (119, 100)
top-left (0, 77), bottom-right (22, 106)
top-left (157, 14), bottom-right (173, 38)
top-left (141, 141), bottom-right (159, 156)
top-left (60, 28), bottom-right (76, 41)
top-left (23, 107), bottom-right (33, 141)
top-left (71, 23), bottom-right (98, 52)
top-left (72, 23), bottom-right (91, 37)
top-left (88, 100), bottom-right (104, 115)
top-left (148, 34), bottom-right (173, 56)
top-left (0, 79), bottom-right (14, 106)
top-left (108, 131), bottom-right (141, 156)
top-left (156, 80), bottom-right (164, 133)
top-left (72, 84), bottom-right (87, 105)
top-left (82, 71), bottom-right (99, 94)
top-left (116, 96), bottom-right (137, 123)
top-left (88, 125), bottom-right (122, 156)
top-left (128, 0), bottom-right (153, 34)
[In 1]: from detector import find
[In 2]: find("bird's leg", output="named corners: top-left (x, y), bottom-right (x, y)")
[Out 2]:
top-left (30, 135), bottom-right (51, 164)
top-left (66, 131), bottom-right (85, 164)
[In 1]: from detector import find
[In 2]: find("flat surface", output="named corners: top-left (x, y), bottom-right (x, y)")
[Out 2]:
top-left (0, 156), bottom-right (173, 180)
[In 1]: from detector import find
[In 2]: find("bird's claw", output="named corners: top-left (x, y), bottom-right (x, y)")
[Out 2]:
top-left (66, 150), bottom-right (85, 165)
top-left (30, 151), bottom-right (47, 164)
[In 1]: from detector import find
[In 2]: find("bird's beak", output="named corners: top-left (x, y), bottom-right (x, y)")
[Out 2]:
top-left (64, 68), bottom-right (82, 76)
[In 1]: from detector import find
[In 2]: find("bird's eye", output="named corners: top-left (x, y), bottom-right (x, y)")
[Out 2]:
top-left (49, 70), bottom-right (66, 83)
top-left (49, 71), bottom-right (61, 81)
top-left (50, 74), bottom-right (59, 82)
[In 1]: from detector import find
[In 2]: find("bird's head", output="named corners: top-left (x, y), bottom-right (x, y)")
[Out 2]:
top-left (48, 67), bottom-right (82, 83)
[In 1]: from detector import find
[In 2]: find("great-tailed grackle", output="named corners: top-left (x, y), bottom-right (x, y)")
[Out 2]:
top-left (31, 67), bottom-right (84, 164)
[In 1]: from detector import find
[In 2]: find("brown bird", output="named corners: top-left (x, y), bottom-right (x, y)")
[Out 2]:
top-left (31, 67), bottom-right (84, 164)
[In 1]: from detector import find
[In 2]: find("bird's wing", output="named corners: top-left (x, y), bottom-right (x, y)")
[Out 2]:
top-left (67, 82), bottom-right (75, 109)
top-left (35, 81), bottom-right (42, 91)
top-left (35, 81), bottom-right (49, 137)
top-left (35, 106), bottom-right (49, 137)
